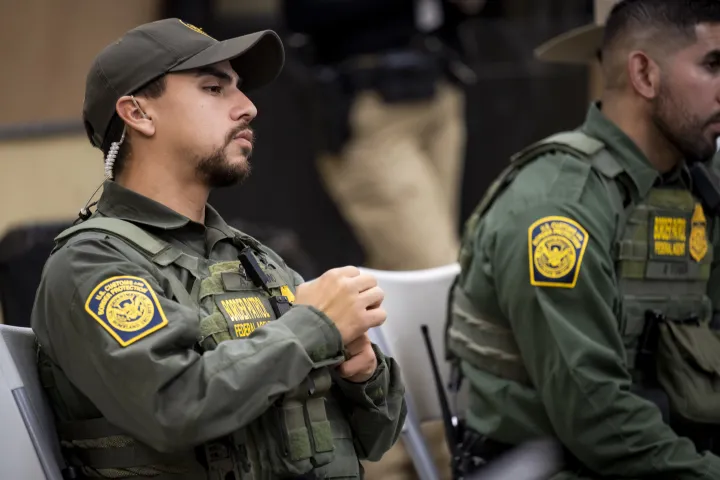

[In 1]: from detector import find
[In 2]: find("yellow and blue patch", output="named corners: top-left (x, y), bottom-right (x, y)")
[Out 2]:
top-left (528, 216), bottom-right (589, 288)
top-left (85, 276), bottom-right (168, 347)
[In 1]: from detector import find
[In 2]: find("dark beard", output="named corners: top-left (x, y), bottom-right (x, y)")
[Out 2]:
top-left (652, 83), bottom-right (717, 165)
top-left (195, 125), bottom-right (254, 187)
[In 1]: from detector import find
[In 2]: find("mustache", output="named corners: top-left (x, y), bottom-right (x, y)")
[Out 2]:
top-left (225, 123), bottom-right (254, 147)
top-left (706, 114), bottom-right (720, 128)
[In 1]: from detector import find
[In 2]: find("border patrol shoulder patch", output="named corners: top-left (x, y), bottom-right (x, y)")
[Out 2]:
top-left (85, 276), bottom-right (169, 347)
top-left (528, 216), bottom-right (589, 288)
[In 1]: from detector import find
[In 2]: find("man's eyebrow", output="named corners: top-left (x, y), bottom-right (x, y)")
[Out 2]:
top-left (194, 66), bottom-right (241, 88)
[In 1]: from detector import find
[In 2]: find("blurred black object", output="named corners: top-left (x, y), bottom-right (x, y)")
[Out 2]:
top-left (0, 221), bottom-right (72, 327)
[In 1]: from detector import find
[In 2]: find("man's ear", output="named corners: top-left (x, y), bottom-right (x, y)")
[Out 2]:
top-left (116, 95), bottom-right (155, 137)
top-left (628, 50), bottom-right (662, 100)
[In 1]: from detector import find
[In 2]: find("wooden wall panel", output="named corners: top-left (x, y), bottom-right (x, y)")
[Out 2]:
top-left (0, 0), bottom-right (161, 125)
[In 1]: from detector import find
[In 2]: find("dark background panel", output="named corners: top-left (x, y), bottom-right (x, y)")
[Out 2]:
top-left (201, 11), bottom-right (593, 274)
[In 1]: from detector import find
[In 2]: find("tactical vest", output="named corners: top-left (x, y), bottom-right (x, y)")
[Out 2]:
top-left (39, 217), bottom-right (356, 480)
top-left (446, 131), bottom-right (720, 433)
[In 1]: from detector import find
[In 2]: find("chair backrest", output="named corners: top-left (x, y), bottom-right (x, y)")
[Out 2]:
top-left (361, 263), bottom-right (461, 422)
top-left (0, 325), bottom-right (65, 480)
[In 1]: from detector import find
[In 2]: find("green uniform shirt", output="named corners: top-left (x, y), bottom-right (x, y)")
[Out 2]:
top-left (460, 104), bottom-right (720, 478)
top-left (31, 181), bottom-right (406, 467)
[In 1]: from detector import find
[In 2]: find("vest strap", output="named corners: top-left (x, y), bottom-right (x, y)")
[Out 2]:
top-left (163, 269), bottom-right (197, 310)
top-left (509, 130), bottom-right (605, 163)
top-left (55, 218), bottom-right (170, 258)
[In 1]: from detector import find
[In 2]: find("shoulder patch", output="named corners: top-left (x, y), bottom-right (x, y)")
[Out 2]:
top-left (528, 216), bottom-right (589, 288)
top-left (85, 276), bottom-right (168, 347)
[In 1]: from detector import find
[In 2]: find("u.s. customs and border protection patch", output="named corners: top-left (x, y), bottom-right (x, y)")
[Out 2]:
top-left (689, 203), bottom-right (708, 262)
top-left (528, 216), bottom-right (589, 288)
top-left (85, 276), bottom-right (168, 347)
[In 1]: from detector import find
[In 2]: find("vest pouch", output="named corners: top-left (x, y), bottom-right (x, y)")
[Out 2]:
top-left (656, 320), bottom-right (720, 424)
top-left (198, 312), bottom-right (232, 351)
top-left (305, 369), bottom-right (335, 467)
top-left (266, 370), bottom-right (336, 475)
top-left (240, 405), bottom-right (314, 478)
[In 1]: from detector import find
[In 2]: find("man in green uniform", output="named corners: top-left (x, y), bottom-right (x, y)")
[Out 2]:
top-left (30, 18), bottom-right (406, 480)
top-left (446, 1), bottom-right (720, 478)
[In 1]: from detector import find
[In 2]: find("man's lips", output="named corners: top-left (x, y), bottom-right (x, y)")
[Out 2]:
top-left (233, 130), bottom-right (253, 142)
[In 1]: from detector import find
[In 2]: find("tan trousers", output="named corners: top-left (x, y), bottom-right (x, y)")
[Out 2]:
top-left (362, 420), bottom-right (452, 480)
top-left (317, 83), bottom-right (466, 271)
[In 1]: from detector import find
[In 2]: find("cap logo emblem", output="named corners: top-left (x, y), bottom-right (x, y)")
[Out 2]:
top-left (179, 20), bottom-right (214, 39)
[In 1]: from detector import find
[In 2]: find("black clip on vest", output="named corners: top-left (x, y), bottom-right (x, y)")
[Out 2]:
top-left (238, 247), bottom-right (292, 317)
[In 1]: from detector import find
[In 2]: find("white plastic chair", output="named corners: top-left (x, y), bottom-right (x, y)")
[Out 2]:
top-left (0, 325), bottom-right (65, 479)
top-left (361, 263), bottom-right (462, 480)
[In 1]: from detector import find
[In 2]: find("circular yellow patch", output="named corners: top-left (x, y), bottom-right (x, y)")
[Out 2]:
top-left (533, 235), bottom-right (577, 279)
top-left (106, 291), bottom-right (155, 332)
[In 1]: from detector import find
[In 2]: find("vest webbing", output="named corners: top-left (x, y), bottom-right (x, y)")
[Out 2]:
top-left (56, 218), bottom-right (206, 309)
top-left (48, 217), bottom-right (344, 479)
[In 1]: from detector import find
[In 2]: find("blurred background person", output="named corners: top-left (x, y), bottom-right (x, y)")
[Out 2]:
top-left (281, 0), bottom-right (486, 271)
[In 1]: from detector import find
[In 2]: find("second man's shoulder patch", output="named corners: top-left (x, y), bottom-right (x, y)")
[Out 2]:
top-left (528, 216), bottom-right (589, 288)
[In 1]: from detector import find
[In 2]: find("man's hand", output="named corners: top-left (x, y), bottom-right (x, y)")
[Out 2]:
top-left (294, 266), bottom-right (386, 344)
top-left (337, 333), bottom-right (377, 383)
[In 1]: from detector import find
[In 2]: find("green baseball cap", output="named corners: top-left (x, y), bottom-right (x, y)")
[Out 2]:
top-left (83, 18), bottom-right (284, 151)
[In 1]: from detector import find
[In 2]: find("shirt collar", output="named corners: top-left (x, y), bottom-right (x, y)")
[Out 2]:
top-left (96, 181), bottom-right (236, 243)
top-left (580, 103), bottom-right (661, 199)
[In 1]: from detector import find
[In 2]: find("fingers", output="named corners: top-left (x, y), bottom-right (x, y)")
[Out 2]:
top-left (364, 306), bottom-right (387, 329)
top-left (337, 346), bottom-right (376, 379)
top-left (359, 286), bottom-right (384, 309)
top-left (348, 273), bottom-right (377, 293)
top-left (326, 266), bottom-right (361, 279)
top-left (345, 333), bottom-right (370, 356)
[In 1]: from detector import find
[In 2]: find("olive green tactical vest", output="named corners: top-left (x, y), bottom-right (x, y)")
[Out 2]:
top-left (446, 131), bottom-right (714, 391)
top-left (39, 217), bottom-right (357, 479)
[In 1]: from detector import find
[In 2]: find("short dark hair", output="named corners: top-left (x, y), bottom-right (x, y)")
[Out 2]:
top-left (106, 75), bottom-right (167, 177)
top-left (602, 0), bottom-right (720, 55)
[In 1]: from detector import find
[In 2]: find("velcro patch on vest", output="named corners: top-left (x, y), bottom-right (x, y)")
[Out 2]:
top-left (215, 293), bottom-right (275, 339)
top-left (650, 212), bottom-right (689, 261)
top-left (85, 276), bottom-right (168, 347)
top-left (528, 216), bottom-right (589, 288)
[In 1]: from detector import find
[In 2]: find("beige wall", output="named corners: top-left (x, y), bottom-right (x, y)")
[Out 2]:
top-left (0, 0), bottom-right (161, 125)
top-left (0, 135), bottom-right (104, 237)
top-left (0, 0), bottom-right (161, 237)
